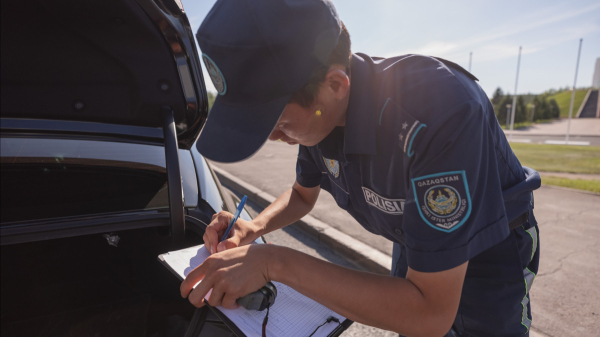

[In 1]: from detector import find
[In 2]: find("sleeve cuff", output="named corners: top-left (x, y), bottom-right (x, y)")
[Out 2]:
top-left (296, 174), bottom-right (322, 188)
top-left (406, 216), bottom-right (510, 272)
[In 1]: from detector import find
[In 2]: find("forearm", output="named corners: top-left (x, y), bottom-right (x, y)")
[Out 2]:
top-left (269, 246), bottom-right (460, 337)
top-left (252, 186), bottom-right (315, 236)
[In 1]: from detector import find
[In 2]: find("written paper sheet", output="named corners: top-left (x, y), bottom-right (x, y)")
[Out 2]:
top-left (161, 244), bottom-right (346, 337)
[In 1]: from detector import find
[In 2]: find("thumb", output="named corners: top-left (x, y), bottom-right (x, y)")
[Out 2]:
top-left (217, 234), bottom-right (241, 252)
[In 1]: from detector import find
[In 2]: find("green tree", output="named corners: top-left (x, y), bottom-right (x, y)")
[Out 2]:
top-left (515, 96), bottom-right (527, 123)
top-left (530, 95), bottom-right (560, 121)
top-left (532, 96), bottom-right (547, 121)
top-left (548, 98), bottom-right (560, 119)
top-left (491, 87), bottom-right (504, 105)
top-left (494, 94), bottom-right (527, 126)
top-left (495, 95), bottom-right (514, 127)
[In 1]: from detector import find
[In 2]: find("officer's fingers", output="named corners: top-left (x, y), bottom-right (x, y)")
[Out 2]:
top-left (207, 286), bottom-right (225, 308)
top-left (208, 214), bottom-right (234, 254)
top-left (180, 261), bottom-right (208, 298)
top-left (187, 285), bottom-right (210, 308)
top-left (221, 292), bottom-right (241, 310)
top-left (217, 233), bottom-right (242, 252)
top-left (205, 220), bottom-right (226, 254)
top-left (187, 271), bottom-right (216, 308)
top-left (204, 226), bottom-right (220, 254)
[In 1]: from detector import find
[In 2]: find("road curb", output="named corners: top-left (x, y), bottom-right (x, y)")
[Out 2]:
top-left (540, 184), bottom-right (600, 196)
top-left (212, 166), bottom-right (392, 275)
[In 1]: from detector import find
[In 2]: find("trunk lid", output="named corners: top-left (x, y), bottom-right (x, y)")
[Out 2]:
top-left (1, 0), bottom-right (208, 148)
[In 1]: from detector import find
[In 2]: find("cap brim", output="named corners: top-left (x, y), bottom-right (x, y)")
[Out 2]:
top-left (196, 95), bottom-right (291, 163)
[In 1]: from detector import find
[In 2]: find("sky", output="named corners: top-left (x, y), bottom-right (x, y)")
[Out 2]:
top-left (181, 0), bottom-right (600, 97)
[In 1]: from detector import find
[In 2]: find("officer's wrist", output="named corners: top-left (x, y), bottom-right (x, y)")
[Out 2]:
top-left (265, 245), bottom-right (288, 283)
top-left (249, 219), bottom-right (268, 239)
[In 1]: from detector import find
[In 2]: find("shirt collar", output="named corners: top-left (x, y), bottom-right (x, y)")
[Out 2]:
top-left (343, 53), bottom-right (378, 155)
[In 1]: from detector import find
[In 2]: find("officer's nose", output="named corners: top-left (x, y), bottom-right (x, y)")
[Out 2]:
top-left (268, 128), bottom-right (283, 141)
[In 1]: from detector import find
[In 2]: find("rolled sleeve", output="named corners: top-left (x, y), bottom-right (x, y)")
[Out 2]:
top-left (295, 145), bottom-right (322, 188)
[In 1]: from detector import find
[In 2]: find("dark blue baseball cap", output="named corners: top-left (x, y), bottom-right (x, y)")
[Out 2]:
top-left (196, 0), bottom-right (341, 163)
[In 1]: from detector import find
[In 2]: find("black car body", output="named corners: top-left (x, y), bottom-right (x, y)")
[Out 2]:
top-left (1, 1), bottom-right (241, 335)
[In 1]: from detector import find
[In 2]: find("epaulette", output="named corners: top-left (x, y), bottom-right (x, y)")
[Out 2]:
top-left (432, 57), bottom-right (479, 82)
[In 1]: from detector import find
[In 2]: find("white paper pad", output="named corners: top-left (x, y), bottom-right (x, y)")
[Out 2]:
top-left (161, 244), bottom-right (347, 337)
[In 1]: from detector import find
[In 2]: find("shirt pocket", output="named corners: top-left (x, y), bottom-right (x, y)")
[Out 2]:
top-left (361, 186), bottom-right (405, 241)
top-left (321, 174), bottom-right (350, 210)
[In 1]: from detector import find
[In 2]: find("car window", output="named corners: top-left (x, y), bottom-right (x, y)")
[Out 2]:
top-left (0, 137), bottom-right (198, 223)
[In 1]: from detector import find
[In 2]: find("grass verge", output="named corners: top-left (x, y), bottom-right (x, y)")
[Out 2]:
top-left (501, 119), bottom-right (557, 130)
top-left (542, 176), bottom-right (600, 193)
top-left (511, 143), bottom-right (600, 174)
top-left (547, 89), bottom-right (588, 118)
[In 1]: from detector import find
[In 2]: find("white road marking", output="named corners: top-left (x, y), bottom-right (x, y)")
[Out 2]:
top-left (544, 140), bottom-right (590, 146)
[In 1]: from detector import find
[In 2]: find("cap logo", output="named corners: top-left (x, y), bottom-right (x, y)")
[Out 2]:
top-left (202, 53), bottom-right (226, 95)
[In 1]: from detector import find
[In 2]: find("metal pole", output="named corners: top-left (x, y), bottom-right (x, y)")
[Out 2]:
top-left (530, 104), bottom-right (535, 123)
top-left (509, 46), bottom-right (522, 141)
top-left (566, 38), bottom-right (583, 143)
top-left (506, 104), bottom-right (511, 129)
top-left (468, 52), bottom-right (472, 73)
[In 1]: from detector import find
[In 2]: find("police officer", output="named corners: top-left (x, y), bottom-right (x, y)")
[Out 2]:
top-left (180, 0), bottom-right (541, 336)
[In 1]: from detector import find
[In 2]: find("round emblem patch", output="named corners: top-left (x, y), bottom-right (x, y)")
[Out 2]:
top-left (424, 185), bottom-right (460, 218)
top-left (202, 53), bottom-right (226, 95)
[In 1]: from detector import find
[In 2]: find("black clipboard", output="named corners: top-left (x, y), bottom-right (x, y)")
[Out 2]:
top-left (158, 253), bottom-right (353, 337)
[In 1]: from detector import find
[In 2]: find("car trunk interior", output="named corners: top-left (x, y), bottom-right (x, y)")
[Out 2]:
top-left (1, 227), bottom-right (206, 337)
top-left (1, 162), bottom-right (169, 223)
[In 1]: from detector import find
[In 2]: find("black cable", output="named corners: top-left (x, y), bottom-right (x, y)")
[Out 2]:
top-left (307, 316), bottom-right (340, 337)
top-left (262, 304), bottom-right (270, 337)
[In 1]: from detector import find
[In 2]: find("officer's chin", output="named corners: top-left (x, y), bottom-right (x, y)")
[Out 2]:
top-left (298, 139), bottom-right (320, 147)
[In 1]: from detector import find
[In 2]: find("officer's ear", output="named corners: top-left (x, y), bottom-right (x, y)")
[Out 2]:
top-left (324, 66), bottom-right (350, 100)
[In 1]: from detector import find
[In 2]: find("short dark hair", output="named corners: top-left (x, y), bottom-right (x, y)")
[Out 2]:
top-left (289, 22), bottom-right (351, 108)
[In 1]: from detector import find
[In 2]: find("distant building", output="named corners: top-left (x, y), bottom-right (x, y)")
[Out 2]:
top-left (593, 57), bottom-right (600, 88)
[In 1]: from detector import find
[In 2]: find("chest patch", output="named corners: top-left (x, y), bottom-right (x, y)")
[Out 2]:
top-left (323, 157), bottom-right (340, 178)
top-left (411, 171), bottom-right (471, 233)
top-left (362, 187), bottom-right (404, 215)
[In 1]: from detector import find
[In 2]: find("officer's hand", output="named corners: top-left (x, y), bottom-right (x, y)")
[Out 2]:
top-left (180, 244), bottom-right (273, 309)
top-left (204, 211), bottom-right (262, 254)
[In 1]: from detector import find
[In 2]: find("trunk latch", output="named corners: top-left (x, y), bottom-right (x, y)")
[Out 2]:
top-left (103, 234), bottom-right (120, 247)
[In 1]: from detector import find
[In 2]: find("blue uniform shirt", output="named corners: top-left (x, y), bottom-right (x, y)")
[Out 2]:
top-left (296, 53), bottom-right (541, 336)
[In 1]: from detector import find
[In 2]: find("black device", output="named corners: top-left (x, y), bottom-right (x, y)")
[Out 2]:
top-left (236, 281), bottom-right (277, 311)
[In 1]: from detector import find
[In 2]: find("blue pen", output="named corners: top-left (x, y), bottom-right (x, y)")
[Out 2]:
top-left (221, 195), bottom-right (247, 242)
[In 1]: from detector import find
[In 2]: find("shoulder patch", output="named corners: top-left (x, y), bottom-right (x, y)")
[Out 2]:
top-left (411, 171), bottom-right (471, 232)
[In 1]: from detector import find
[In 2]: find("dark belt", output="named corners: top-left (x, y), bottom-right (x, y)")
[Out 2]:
top-left (508, 211), bottom-right (529, 230)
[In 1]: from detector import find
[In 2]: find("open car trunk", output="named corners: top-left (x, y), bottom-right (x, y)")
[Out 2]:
top-left (1, 227), bottom-right (204, 337)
